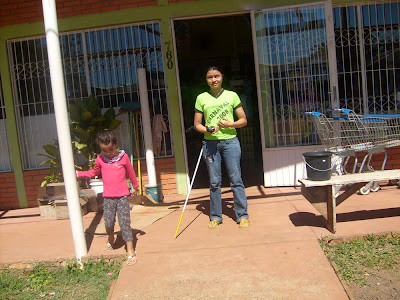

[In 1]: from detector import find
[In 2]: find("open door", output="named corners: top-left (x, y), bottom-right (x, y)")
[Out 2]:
top-left (173, 14), bottom-right (264, 189)
top-left (251, 0), bottom-right (339, 186)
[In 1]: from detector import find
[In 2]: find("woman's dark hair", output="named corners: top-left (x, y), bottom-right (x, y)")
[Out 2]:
top-left (96, 130), bottom-right (118, 145)
top-left (207, 66), bottom-right (224, 75)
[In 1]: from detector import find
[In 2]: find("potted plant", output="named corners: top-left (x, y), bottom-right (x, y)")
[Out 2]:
top-left (69, 94), bottom-right (122, 169)
top-left (37, 139), bottom-right (82, 187)
top-left (36, 139), bottom-right (90, 218)
top-left (69, 94), bottom-right (122, 195)
top-left (37, 95), bottom-right (122, 207)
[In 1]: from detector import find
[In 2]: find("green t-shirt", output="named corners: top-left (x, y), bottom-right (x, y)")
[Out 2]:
top-left (195, 89), bottom-right (242, 140)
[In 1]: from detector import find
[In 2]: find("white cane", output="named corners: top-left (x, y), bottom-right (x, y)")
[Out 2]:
top-left (174, 147), bottom-right (204, 239)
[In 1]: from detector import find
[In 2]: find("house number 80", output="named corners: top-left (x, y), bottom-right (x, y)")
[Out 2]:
top-left (165, 41), bottom-right (174, 69)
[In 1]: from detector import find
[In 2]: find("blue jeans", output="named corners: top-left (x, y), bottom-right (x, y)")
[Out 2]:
top-left (202, 137), bottom-right (249, 223)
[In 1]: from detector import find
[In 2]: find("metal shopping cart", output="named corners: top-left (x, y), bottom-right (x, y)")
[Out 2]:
top-left (303, 109), bottom-right (400, 194)
top-left (354, 111), bottom-right (400, 190)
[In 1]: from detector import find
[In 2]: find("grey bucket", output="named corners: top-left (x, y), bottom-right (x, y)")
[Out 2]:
top-left (302, 151), bottom-right (333, 181)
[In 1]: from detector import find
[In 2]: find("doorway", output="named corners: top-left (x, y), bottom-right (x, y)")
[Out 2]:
top-left (174, 14), bottom-right (263, 189)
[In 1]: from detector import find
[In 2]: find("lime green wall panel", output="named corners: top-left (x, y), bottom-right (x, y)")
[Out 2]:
top-left (0, 38), bottom-right (28, 208)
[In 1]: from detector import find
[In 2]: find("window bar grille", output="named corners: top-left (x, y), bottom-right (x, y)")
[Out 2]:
top-left (157, 24), bottom-right (168, 155)
top-left (8, 21), bottom-right (172, 170)
top-left (335, 1), bottom-right (400, 114)
top-left (256, 5), bottom-right (329, 148)
top-left (269, 13), bottom-right (279, 148)
top-left (114, 27), bottom-right (126, 104)
top-left (33, 39), bottom-right (44, 116)
top-left (60, 33), bottom-right (85, 101)
top-left (81, 33), bottom-right (92, 96)
top-left (358, 5), bottom-right (369, 113)
top-left (100, 29), bottom-right (112, 106)
top-left (39, 38), bottom-right (52, 116)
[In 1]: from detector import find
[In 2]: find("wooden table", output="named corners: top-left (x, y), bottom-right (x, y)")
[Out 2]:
top-left (298, 169), bottom-right (400, 233)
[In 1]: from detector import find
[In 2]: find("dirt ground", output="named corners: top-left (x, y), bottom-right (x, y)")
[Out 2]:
top-left (347, 267), bottom-right (400, 300)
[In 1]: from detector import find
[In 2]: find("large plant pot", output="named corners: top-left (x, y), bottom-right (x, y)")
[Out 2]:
top-left (89, 179), bottom-right (104, 211)
top-left (89, 179), bottom-right (103, 194)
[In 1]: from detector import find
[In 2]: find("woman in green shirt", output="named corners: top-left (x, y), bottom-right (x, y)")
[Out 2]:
top-left (194, 66), bottom-right (249, 229)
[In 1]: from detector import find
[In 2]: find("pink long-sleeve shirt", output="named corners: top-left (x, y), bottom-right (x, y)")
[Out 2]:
top-left (77, 153), bottom-right (139, 198)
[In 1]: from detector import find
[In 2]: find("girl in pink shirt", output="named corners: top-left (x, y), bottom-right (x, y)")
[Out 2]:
top-left (77, 130), bottom-right (139, 265)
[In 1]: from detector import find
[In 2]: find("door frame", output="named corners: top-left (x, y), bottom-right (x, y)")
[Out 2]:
top-left (170, 11), bottom-right (260, 191)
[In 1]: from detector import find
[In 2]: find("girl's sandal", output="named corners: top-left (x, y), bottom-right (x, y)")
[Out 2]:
top-left (127, 252), bottom-right (137, 266)
top-left (105, 243), bottom-right (113, 251)
top-left (208, 220), bottom-right (222, 229)
top-left (239, 218), bottom-right (250, 229)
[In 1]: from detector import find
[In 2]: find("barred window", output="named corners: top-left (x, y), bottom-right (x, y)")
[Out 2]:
top-left (334, 1), bottom-right (400, 114)
top-left (8, 21), bottom-right (172, 170)
top-left (254, 1), bottom-right (400, 149)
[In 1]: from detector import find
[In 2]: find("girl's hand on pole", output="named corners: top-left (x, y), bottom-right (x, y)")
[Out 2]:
top-left (75, 170), bottom-right (79, 177)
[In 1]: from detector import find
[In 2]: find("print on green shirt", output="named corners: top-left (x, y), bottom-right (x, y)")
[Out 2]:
top-left (206, 101), bottom-right (230, 125)
top-left (195, 90), bottom-right (242, 140)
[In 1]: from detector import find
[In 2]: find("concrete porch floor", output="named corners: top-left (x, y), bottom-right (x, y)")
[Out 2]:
top-left (1, 184), bottom-right (399, 299)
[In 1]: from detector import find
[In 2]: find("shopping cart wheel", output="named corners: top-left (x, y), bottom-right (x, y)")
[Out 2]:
top-left (370, 185), bottom-right (380, 192)
top-left (359, 186), bottom-right (371, 195)
top-left (369, 181), bottom-right (380, 192)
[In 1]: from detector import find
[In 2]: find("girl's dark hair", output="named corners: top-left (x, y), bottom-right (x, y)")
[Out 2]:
top-left (207, 66), bottom-right (224, 75)
top-left (96, 130), bottom-right (118, 145)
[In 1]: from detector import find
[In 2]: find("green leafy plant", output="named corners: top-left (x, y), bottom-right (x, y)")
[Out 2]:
top-left (69, 94), bottom-right (122, 169)
top-left (37, 139), bottom-right (82, 187)
top-left (37, 139), bottom-right (63, 186)
top-left (37, 94), bottom-right (122, 186)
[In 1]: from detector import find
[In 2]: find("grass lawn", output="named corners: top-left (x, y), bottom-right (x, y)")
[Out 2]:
top-left (320, 233), bottom-right (400, 299)
top-left (0, 258), bottom-right (122, 300)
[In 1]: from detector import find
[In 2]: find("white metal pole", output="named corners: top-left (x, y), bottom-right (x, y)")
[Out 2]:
top-left (357, 5), bottom-right (368, 114)
top-left (42, 0), bottom-right (87, 259)
top-left (138, 68), bottom-right (157, 186)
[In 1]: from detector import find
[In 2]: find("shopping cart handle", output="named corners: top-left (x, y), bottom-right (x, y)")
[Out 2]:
top-left (301, 111), bottom-right (323, 118)
top-left (301, 111), bottom-right (311, 115)
top-left (340, 108), bottom-right (353, 115)
top-left (327, 108), bottom-right (353, 116)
